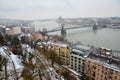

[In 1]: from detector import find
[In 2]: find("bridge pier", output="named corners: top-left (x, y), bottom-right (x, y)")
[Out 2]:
top-left (61, 24), bottom-right (66, 40)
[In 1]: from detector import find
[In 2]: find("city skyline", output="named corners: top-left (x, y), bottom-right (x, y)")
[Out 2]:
top-left (0, 0), bottom-right (120, 20)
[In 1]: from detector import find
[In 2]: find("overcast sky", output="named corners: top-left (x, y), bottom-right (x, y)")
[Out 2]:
top-left (0, 0), bottom-right (120, 20)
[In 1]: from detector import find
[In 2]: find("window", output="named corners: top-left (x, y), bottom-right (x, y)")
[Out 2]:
top-left (109, 69), bottom-right (113, 74)
top-left (104, 76), bottom-right (107, 80)
top-left (98, 69), bottom-right (99, 71)
top-left (105, 72), bottom-right (107, 75)
top-left (75, 57), bottom-right (77, 59)
top-left (93, 66), bottom-right (96, 69)
top-left (71, 58), bottom-right (73, 61)
top-left (75, 59), bottom-right (77, 62)
top-left (75, 66), bottom-right (77, 68)
top-left (115, 71), bottom-right (118, 74)
top-left (83, 63), bottom-right (85, 65)
top-left (97, 73), bottom-right (99, 75)
top-left (101, 70), bottom-right (103, 73)
top-left (71, 56), bottom-right (73, 58)
top-left (109, 76), bottom-right (112, 79)
top-left (75, 68), bottom-right (77, 71)
top-left (71, 65), bottom-right (73, 67)
top-left (115, 76), bottom-right (117, 79)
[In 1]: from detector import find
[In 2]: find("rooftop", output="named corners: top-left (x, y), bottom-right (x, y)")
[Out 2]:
top-left (70, 44), bottom-right (120, 72)
top-left (71, 44), bottom-right (91, 58)
top-left (88, 52), bottom-right (120, 72)
top-left (47, 41), bottom-right (68, 48)
top-left (72, 44), bottom-right (91, 51)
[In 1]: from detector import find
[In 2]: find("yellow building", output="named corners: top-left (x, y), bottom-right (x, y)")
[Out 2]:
top-left (49, 42), bottom-right (70, 65)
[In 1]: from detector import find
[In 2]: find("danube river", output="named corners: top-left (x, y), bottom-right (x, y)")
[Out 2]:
top-left (33, 20), bottom-right (120, 51)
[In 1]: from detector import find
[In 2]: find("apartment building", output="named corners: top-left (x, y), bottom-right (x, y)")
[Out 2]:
top-left (22, 26), bottom-right (35, 33)
top-left (85, 48), bottom-right (120, 80)
top-left (12, 26), bottom-right (22, 35)
top-left (5, 26), bottom-right (22, 36)
top-left (69, 44), bottom-right (120, 80)
top-left (70, 44), bottom-right (91, 75)
top-left (49, 42), bottom-right (70, 65)
top-left (36, 41), bottom-right (70, 65)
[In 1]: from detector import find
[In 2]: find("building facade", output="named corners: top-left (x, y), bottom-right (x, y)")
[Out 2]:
top-left (70, 44), bottom-right (91, 76)
top-left (22, 26), bottom-right (35, 33)
top-left (12, 26), bottom-right (22, 35)
top-left (69, 45), bottom-right (120, 80)
top-left (50, 42), bottom-right (70, 65)
top-left (85, 48), bottom-right (120, 80)
top-left (85, 59), bottom-right (120, 80)
top-left (5, 26), bottom-right (22, 36)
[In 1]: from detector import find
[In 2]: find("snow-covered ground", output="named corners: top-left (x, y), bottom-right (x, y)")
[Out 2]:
top-left (0, 46), bottom-right (23, 69)
top-left (0, 45), bottom-right (65, 80)
top-left (0, 46), bottom-right (24, 79)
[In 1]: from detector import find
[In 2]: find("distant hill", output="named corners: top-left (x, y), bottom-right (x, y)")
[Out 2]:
top-left (0, 18), bottom-right (33, 26)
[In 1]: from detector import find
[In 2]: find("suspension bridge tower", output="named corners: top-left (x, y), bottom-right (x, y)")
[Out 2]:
top-left (61, 23), bottom-right (66, 39)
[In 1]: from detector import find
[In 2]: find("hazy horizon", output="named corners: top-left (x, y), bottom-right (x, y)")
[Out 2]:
top-left (0, 0), bottom-right (120, 20)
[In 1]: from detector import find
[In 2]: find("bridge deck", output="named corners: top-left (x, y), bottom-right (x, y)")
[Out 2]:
top-left (47, 26), bottom-right (90, 33)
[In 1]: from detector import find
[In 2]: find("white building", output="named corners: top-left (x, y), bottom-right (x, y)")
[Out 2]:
top-left (70, 44), bottom-right (91, 75)
top-left (6, 28), bottom-right (14, 36)
top-left (12, 26), bottom-right (22, 35)
top-left (6, 26), bottom-right (22, 36)
top-left (22, 26), bottom-right (35, 33)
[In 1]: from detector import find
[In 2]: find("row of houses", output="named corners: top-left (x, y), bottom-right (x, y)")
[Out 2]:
top-left (36, 39), bottom-right (120, 80)
top-left (71, 45), bottom-right (120, 80)
top-left (0, 24), bottom-right (35, 36)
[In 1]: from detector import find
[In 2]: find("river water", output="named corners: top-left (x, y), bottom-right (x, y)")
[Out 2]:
top-left (33, 20), bottom-right (120, 51)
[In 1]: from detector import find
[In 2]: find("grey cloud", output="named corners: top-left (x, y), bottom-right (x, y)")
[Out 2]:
top-left (0, 0), bottom-right (120, 19)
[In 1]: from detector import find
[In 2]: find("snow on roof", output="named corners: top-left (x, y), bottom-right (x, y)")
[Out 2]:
top-left (5, 28), bottom-right (11, 30)
top-left (0, 25), bottom-right (6, 28)
top-left (0, 25), bottom-right (5, 28)
top-left (71, 53), bottom-right (85, 60)
top-left (36, 42), bottom-right (41, 44)
top-left (42, 42), bottom-right (47, 44)
top-left (19, 33), bottom-right (25, 37)
top-left (37, 41), bottom-right (68, 48)
top-left (106, 52), bottom-right (111, 55)
top-left (47, 41), bottom-right (52, 44)
top-left (71, 49), bottom-right (84, 54)
top-left (27, 33), bottom-right (31, 36)
top-left (87, 57), bottom-right (120, 72)
top-left (74, 45), bottom-right (90, 50)
top-left (100, 47), bottom-right (112, 51)
top-left (54, 43), bottom-right (68, 48)
top-left (47, 41), bottom-right (68, 48)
